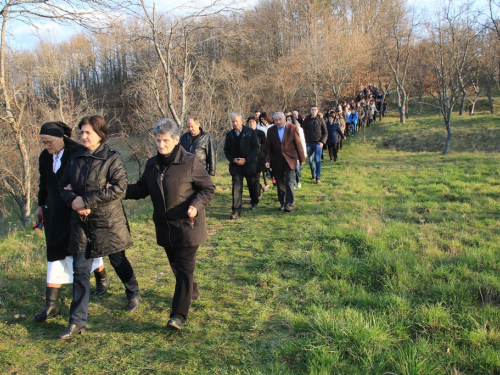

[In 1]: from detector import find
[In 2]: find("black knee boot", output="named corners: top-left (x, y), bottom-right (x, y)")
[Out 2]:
top-left (34, 287), bottom-right (60, 322)
top-left (93, 268), bottom-right (110, 296)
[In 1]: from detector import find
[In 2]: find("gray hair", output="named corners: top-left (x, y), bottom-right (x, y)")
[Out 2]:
top-left (153, 118), bottom-right (179, 138)
top-left (273, 111), bottom-right (285, 120)
top-left (230, 112), bottom-right (243, 122)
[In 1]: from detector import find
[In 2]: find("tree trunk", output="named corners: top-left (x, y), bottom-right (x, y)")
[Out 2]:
top-left (458, 93), bottom-right (466, 115)
top-left (487, 93), bottom-right (494, 114)
top-left (442, 117), bottom-right (452, 155)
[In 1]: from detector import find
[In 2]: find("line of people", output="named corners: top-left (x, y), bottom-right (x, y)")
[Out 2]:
top-left (34, 93), bottom-right (383, 337)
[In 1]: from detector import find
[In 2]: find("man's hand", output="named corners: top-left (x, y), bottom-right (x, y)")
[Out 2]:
top-left (77, 208), bottom-right (91, 216)
top-left (71, 196), bottom-right (86, 211)
top-left (300, 161), bottom-right (305, 166)
top-left (36, 206), bottom-right (43, 220)
top-left (318, 142), bottom-right (324, 149)
top-left (187, 206), bottom-right (198, 218)
top-left (64, 184), bottom-right (73, 190)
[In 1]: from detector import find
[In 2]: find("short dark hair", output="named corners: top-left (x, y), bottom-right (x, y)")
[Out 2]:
top-left (78, 115), bottom-right (108, 143)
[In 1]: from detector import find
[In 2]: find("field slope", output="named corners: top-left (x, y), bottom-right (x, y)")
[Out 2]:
top-left (1, 113), bottom-right (500, 374)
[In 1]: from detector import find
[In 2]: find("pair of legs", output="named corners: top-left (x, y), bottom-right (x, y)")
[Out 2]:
top-left (231, 172), bottom-right (259, 213)
top-left (66, 251), bottom-right (140, 328)
top-left (295, 161), bottom-right (302, 187)
top-left (34, 257), bottom-right (106, 322)
top-left (306, 143), bottom-right (323, 181)
top-left (327, 142), bottom-right (338, 161)
top-left (164, 245), bottom-right (199, 324)
top-left (274, 162), bottom-right (295, 209)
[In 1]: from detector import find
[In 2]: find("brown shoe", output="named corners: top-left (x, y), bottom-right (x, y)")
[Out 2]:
top-left (316, 179), bottom-right (321, 184)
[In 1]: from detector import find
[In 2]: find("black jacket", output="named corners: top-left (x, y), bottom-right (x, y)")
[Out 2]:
top-left (38, 137), bottom-right (84, 261)
top-left (59, 143), bottom-right (133, 258)
top-left (179, 128), bottom-right (216, 176)
top-left (255, 128), bottom-right (267, 172)
top-left (302, 115), bottom-right (328, 144)
top-left (223, 126), bottom-right (259, 176)
top-left (125, 147), bottom-right (215, 249)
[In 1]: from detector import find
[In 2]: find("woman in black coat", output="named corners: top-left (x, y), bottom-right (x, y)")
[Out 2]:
top-left (34, 122), bottom-right (109, 323)
top-left (57, 115), bottom-right (141, 340)
top-left (125, 118), bottom-right (215, 331)
top-left (247, 115), bottom-right (268, 195)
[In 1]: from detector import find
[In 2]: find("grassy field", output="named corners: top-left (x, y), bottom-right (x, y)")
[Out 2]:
top-left (1, 112), bottom-right (500, 374)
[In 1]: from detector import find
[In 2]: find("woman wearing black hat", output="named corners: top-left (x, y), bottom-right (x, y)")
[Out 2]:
top-left (35, 122), bottom-right (110, 323)
top-left (58, 115), bottom-right (140, 340)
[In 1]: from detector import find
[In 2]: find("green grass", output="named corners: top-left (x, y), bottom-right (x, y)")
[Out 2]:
top-left (1, 112), bottom-right (500, 374)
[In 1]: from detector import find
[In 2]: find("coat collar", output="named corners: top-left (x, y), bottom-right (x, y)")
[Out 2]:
top-left (146, 145), bottom-right (190, 169)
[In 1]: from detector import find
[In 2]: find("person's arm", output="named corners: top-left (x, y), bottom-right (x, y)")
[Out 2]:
top-left (37, 153), bottom-right (48, 219)
top-left (223, 132), bottom-right (236, 163)
top-left (319, 118), bottom-right (328, 146)
top-left (81, 154), bottom-right (128, 209)
top-left (59, 159), bottom-right (79, 208)
top-left (244, 130), bottom-right (259, 164)
top-left (125, 168), bottom-right (151, 200)
top-left (189, 157), bottom-right (216, 214)
top-left (294, 127), bottom-right (306, 165)
top-left (207, 134), bottom-right (216, 176)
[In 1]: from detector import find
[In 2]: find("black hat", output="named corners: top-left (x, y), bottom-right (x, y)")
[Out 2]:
top-left (40, 121), bottom-right (72, 137)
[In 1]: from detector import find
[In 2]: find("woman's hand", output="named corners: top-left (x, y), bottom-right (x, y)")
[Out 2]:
top-left (71, 196), bottom-right (86, 211)
top-left (187, 206), bottom-right (198, 218)
top-left (64, 184), bottom-right (73, 190)
top-left (36, 206), bottom-right (43, 220)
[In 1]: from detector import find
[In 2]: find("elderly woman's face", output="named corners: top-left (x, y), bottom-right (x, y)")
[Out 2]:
top-left (39, 134), bottom-right (64, 154)
top-left (80, 124), bottom-right (101, 151)
top-left (156, 132), bottom-right (179, 155)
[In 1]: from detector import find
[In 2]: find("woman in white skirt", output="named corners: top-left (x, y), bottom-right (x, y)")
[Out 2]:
top-left (35, 121), bottom-right (110, 322)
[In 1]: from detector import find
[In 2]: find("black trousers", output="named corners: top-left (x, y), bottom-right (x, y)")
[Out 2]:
top-left (231, 172), bottom-right (259, 212)
top-left (69, 250), bottom-right (139, 326)
top-left (327, 143), bottom-right (338, 161)
top-left (164, 245), bottom-right (199, 320)
top-left (274, 162), bottom-right (295, 208)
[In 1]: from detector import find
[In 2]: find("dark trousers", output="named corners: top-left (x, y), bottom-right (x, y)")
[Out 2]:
top-left (231, 172), bottom-right (259, 212)
top-left (108, 251), bottom-right (140, 299)
top-left (69, 250), bottom-right (139, 327)
top-left (164, 245), bottom-right (199, 320)
top-left (327, 143), bottom-right (338, 161)
top-left (69, 252), bottom-right (93, 326)
top-left (274, 162), bottom-right (295, 208)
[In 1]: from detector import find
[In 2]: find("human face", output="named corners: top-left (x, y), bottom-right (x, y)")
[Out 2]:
top-left (80, 124), bottom-right (102, 151)
top-left (310, 107), bottom-right (318, 117)
top-left (248, 119), bottom-right (257, 130)
top-left (39, 135), bottom-right (64, 154)
top-left (274, 114), bottom-right (286, 127)
top-left (186, 118), bottom-right (201, 136)
top-left (292, 111), bottom-right (299, 118)
top-left (156, 132), bottom-right (180, 155)
top-left (232, 115), bottom-right (243, 132)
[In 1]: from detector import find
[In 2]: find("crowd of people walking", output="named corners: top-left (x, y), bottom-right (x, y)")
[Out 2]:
top-left (34, 85), bottom-right (387, 337)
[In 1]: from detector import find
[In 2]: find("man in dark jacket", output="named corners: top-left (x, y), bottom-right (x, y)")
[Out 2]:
top-left (180, 117), bottom-right (216, 176)
top-left (302, 105), bottom-right (327, 184)
top-left (223, 112), bottom-right (260, 219)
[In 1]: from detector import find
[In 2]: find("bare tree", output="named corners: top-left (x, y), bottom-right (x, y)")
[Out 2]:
top-left (427, 1), bottom-right (481, 154)
top-left (381, 0), bottom-right (417, 124)
top-left (0, 0), bottom-right (126, 226)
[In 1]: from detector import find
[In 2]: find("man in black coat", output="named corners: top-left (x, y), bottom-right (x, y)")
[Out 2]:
top-left (223, 113), bottom-right (260, 219)
top-left (180, 117), bottom-right (216, 176)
